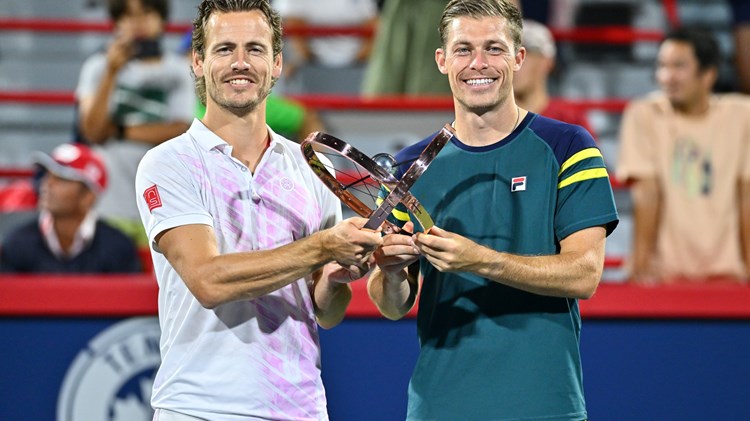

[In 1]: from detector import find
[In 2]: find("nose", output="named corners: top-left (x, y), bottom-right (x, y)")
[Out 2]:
top-left (656, 65), bottom-right (673, 85)
top-left (470, 50), bottom-right (489, 70)
top-left (231, 50), bottom-right (250, 71)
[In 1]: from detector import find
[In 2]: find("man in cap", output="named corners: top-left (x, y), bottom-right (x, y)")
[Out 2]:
top-left (513, 19), bottom-right (592, 132)
top-left (0, 143), bottom-right (140, 273)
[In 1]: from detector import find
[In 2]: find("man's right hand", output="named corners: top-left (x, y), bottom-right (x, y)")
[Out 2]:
top-left (106, 32), bottom-right (135, 74)
top-left (323, 217), bottom-right (383, 269)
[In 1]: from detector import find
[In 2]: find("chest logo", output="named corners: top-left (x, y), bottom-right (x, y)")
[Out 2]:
top-left (511, 176), bottom-right (527, 192)
top-left (280, 177), bottom-right (294, 191)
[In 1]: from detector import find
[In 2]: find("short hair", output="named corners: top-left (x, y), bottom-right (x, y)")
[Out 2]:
top-left (439, 0), bottom-right (523, 53)
top-left (662, 27), bottom-right (721, 73)
top-left (108, 0), bottom-right (169, 22)
top-left (191, 0), bottom-right (283, 106)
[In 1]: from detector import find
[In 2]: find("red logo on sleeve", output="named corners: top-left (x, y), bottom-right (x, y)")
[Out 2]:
top-left (143, 185), bottom-right (162, 212)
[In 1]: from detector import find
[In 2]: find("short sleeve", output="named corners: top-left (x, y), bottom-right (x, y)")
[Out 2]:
top-left (135, 142), bottom-right (213, 252)
top-left (616, 100), bottom-right (658, 182)
top-left (75, 53), bottom-right (106, 101)
top-left (740, 101), bottom-right (750, 181)
top-left (554, 127), bottom-right (619, 239)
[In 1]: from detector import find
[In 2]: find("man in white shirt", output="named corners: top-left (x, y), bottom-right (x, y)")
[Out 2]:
top-left (136, 1), bottom-right (383, 419)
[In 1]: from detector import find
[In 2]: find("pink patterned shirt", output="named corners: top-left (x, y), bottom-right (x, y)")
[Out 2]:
top-left (136, 120), bottom-right (341, 420)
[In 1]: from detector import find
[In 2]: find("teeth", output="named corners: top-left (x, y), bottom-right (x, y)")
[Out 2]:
top-left (229, 79), bottom-right (249, 85)
top-left (466, 78), bottom-right (494, 86)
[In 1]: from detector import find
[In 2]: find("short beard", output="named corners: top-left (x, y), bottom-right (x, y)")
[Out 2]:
top-left (209, 77), bottom-right (276, 117)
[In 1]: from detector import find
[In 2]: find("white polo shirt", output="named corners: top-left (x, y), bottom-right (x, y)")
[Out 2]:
top-left (135, 119), bottom-right (341, 420)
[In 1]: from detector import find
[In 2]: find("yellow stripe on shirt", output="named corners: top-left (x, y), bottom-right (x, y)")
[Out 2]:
top-left (375, 197), bottom-right (410, 222)
top-left (558, 168), bottom-right (609, 189)
top-left (558, 148), bottom-right (603, 175)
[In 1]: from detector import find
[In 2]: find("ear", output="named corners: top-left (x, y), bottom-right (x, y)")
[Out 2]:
top-left (543, 55), bottom-right (555, 74)
top-left (701, 66), bottom-right (718, 90)
top-left (81, 188), bottom-right (97, 211)
top-left (436, 48), bottom-right (448, 75)
top-left (192, 49), bottom-right (204, 78)
top-left (513, 47), bottom-right (526, 72)
top-left (273, 51), bottom-right (283, 80)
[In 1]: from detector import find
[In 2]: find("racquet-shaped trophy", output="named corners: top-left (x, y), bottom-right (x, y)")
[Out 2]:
top-left (300, 124), bottom-right (455, 234)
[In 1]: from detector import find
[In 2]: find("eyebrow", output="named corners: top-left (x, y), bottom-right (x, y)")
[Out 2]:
top-left (451, 38), bottom-right (509, 49)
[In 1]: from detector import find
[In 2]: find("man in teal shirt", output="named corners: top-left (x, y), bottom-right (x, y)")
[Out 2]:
top-left (368, 1), bottom-right (618, 420)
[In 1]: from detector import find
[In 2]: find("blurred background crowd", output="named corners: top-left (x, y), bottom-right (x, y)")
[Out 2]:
top-left (0, 0), bottom-right (748, 284)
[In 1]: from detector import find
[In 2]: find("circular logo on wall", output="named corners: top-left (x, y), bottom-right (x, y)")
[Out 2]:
top-left (57, 317), bottom-right (161, 421)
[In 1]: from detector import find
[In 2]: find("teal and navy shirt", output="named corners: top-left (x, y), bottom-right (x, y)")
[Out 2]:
top-left (388, 112), bottom-right (618, 421)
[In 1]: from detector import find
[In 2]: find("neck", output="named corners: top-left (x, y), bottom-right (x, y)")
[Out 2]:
top-left (454, 101), bottom-right (523, 147)
top-left (53, 213), bottom-right (86, 253)
top-left (672, 95), bottom-right (711, 117)
top-left (202, 104), bottom-right (270, 172)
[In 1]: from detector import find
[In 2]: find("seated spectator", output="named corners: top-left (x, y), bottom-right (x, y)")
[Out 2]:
top-left (514, 19), bottom-right (592, 133)
top-left (274, 0), bottom-right (378, 77)
top-left (76, 0), bottom-right (194, 247)
top-left (0, 144), bottom-right (140, 273)
top-left (617, 27), bottom-right (750, 284)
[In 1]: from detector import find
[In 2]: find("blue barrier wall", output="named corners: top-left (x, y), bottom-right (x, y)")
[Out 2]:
top-left (4, 316), bottom-right (748, 421)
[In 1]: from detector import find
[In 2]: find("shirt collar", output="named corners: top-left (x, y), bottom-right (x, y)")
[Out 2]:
top-left (38, 210), bottom-right (98, 260)
top-left (187, 118), bottom-right (291, 156)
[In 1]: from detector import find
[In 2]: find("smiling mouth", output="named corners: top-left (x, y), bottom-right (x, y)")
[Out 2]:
top-left (464, 78), bottom-right (496, 86)
top-left (227, 79), bottom-right (252, 87)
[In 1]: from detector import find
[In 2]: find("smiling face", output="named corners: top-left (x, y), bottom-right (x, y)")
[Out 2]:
top-left (656, 39), bottom-right (716, 111)
top-left (192, 10), bottom-right (282, 117)
top-left (114, 0), bottom-right (165, 40)
top-left (436, 15), bottom-right (524, 115)
top-left (38, 173), bottom-right (94, 218)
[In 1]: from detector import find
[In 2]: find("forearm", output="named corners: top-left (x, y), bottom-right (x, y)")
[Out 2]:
top-left (79, 71), bottom-right (118, 143)
top-left (367, 264), bottom-right (418, 320)
top-left (312, 264), bottom-right (353, 329)
top-left (177, 230), bottom-right (332, 308)
top-left (125, 121), bottom-right (190, 145)
top-left (470, 242), bottom-right (604, 299)
top-left (355, 17), bottom-right (378, 62)
top-left (285, 18), bottom-right (313, 63)
top-left (740, 180), bottom-right (750, 275)
top-left (631, 179), bottom-right (661, 278)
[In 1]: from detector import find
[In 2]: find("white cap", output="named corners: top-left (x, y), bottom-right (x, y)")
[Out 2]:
top-left (522, 19), bottom-right (556, 58)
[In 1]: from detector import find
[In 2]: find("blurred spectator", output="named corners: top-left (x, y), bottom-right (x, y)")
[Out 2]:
top-left (617, 27), bottom-right (750, 284)
top-left (730, 0), bottom-right (750, 93)
top-left (75, 0), bottom-right (194, 247)
top-left (0, 144), bottom-right (140, 273)
top-left (362, 0), bottom-right (451, 96)
top-left (274, 0), bottom-right (378, 78)
top-left (514, 19), bottom-right (592, 133)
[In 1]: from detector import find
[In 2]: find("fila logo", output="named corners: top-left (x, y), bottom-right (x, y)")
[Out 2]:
top-left (143, 184), bottom-right (162, 212)
top-left (511, 176), bottom-right (527, 192)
